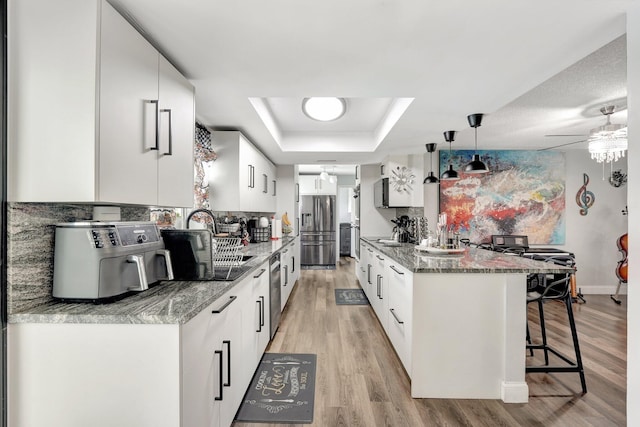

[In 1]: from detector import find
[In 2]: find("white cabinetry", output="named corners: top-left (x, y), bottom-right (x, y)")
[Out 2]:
top-left (371, 250), bottom-right (389, 333)
top-left (379, 155), bottom-right (424, 208)
top-left (298, 175), bottom-right (337, 195)
top-left (8, 269), bottom-right (271, 427)
top-left (209, 131), bottom-right (277, 212)
top-left (386, 262), bottom-right (413, 373)
top-left (280, 240), bottom-right (299, 310)
top-left (9, 0), bottom-right (195, 206)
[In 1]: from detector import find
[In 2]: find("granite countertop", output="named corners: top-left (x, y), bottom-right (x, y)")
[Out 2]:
top-left (361, 237), bottom-right (574, 274)
top-left (8, 237), bottom-right (296, 325)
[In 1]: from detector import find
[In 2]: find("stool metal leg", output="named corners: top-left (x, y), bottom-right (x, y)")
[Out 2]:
top-left (537, 299), bottom-right (550, 366)
top-left (565, 294), bottom-right (587, 393)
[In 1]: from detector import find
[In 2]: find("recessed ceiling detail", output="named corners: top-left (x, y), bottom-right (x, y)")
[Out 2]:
top-left (249, 97), bottom-right (414, 152)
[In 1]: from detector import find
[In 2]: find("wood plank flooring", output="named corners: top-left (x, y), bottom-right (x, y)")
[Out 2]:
top-left (233, 258), bottom-right (627, 427)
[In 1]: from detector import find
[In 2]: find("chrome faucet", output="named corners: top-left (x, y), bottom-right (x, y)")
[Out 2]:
top-left (186, 208), bottom-right (217, 235)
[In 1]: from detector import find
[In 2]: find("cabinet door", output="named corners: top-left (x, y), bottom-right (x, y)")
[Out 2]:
top-left (298, 175), bottom-right (317, 194)
top-left (239, 136), bottom-right (261, 211)
top-left (281, 247), bottom-right (291, 310)
top-left (386, 263), bottom-right (413, 373)
top-left (316, 177), bottom-right (337, 195)
top-left (182, 292), bottom-right (243, 427)
top-left (98, 2), bottom-right (159, 205)
top-left (372, 251), bottom-right (389, 333)
top-left (158, 56), bottom-right (195, 207)
top-left (243, 264), bottom-right (270, 370)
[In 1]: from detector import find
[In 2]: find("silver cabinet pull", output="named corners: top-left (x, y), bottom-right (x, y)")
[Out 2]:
top-left (389, 265), bottom-right (404, 275)
top-left (256, 300), bottom-right (262, 332)
top-left (126, 254), bottom-right (149, 291)
top-left (390, 308), bottom-right (404, 325)
top-left (263, 174), bottom-right (268, 193)
top-left (273, 180), bottom-right (277, 196)
top-left (253, 268), bottom-right (266, 278)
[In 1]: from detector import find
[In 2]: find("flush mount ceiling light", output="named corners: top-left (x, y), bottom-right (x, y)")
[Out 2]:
top-left (319, 166), bottom-right (329, 181)
top-left (302, 97), bottom-right (347, 121)
top-left (588, 105), bottom-right (628, 164)
top-left (423, 143), bottom-right (440, 184)
top-left (464, 114), bottom-right (490, 174)
top-left (440, 131), bottom-right (460, 181)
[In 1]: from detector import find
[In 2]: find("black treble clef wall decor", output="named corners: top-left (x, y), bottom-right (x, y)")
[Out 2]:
top-left (575, 173), bottom-right (595, 216)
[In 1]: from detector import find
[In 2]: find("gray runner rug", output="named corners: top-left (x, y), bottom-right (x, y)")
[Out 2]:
top-left (235, 353), bottom-right (316, 424)
top-left (335, 288), bottom-right (369, 305)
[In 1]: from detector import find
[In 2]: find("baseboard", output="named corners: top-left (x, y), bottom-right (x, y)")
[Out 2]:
top-left (501, 381), bottom-right (529, 403)
top-left (577, 285), bottom-right (628, 295)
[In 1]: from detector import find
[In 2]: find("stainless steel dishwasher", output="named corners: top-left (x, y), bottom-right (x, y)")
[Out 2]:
top-left (269, 253), bottom-right (282, 339)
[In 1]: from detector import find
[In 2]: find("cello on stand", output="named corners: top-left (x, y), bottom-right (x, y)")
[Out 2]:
top-left (611, 206), bottom-right (628, 304)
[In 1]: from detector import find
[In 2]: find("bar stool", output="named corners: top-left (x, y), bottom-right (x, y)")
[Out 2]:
top-left (525, 255), bottom-right (587, 394)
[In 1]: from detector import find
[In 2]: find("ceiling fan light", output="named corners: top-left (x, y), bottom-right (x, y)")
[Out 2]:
top-left (464, 154), bottom-right (489, 174)
top-left (302, 97), bottom-right (346, 121)
top-left (587, 106), bottom-right (628, 164)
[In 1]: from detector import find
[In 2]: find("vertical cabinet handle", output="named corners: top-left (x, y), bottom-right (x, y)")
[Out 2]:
top-left (380, 164), bottom-right (385, 176)
top-left (145, 99), bottom-right (159, 151)
top-left (248, 165), bottom-right (253, 188)
top-left (259, 296), bottom-right (265, 327)
top-left (263, 174), bottom-right (268, 193)
top-left (256, 300), bottom-right (262, 332)
top-left (291, 256), bottom-right (295, 273)
top-left (214, 349), bottom-right (223, 401)
top-left (284, 265), bottom-right (288, 286)
top-left (296, 183), bottom-right (299, 202)
top-left (367, 264), bottom-right (372, 284)
top-left (160, 108), bottom-right (173, 155)
top-left (273, 180), bottom-right (277, 196)
top-left (223, 340), bottom-right (231, 387)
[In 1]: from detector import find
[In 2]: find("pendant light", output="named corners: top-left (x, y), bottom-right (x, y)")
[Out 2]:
top-left (423, 143), bottom-right (439, 184)
top-left (464, 113), bottom-right (489, 174)
top-left (440, 130), bottom-right (459, 181)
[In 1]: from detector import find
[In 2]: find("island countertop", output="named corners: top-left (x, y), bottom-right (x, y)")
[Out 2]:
top-left (8, 237), bottom-right (296, 325)
top-left (361, 237), bottom-right (573, 274)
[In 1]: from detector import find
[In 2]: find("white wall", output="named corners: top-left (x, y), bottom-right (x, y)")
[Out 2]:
top-left (360, 164), bottom-right (396, 238)
top-left (562, 151), bottom-right (628, 294)
top-left (626, 6), bottom-right (639, 425)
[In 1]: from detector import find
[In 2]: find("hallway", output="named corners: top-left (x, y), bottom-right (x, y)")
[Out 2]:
top-left (234, 257), bottom-right (627, 426)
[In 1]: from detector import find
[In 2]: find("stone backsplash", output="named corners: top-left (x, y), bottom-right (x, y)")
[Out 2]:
top-left (7, 203), bottom-right (149, 314)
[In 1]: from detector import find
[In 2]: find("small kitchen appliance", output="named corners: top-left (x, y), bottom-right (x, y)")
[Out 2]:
top-left (52, 222), bottom-right (174, 302)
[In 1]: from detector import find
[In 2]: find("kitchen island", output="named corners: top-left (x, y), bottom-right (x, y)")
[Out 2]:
top-left (7, 237), bottom-right (297, 427)
top-left (358, 237), bottom-right (573, 404)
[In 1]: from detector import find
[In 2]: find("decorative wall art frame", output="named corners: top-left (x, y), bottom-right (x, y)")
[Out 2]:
top-left (439, 150), bottom-right (566, 244)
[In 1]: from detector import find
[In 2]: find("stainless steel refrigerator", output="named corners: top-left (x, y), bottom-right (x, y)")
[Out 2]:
top-left (300, 195), bottom-right (336, 266)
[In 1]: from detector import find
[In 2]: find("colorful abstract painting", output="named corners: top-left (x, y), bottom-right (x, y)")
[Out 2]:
top-left (439, 150), bottom-right (565, 244)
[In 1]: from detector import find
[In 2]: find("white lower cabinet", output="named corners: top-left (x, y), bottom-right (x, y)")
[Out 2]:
top-left (280, 240), bottom-right (299, 310)
top-left (371, 251), bottom-right (389, 333)
top-left (8, 269), bottom-right (270, 427)
top-left (386, 262), bottom-right (413, 373)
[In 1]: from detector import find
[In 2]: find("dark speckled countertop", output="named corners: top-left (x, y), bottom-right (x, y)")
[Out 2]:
top-left (361, 237), bottom-right (574, 274)
top-left (8, 237), bottom-right (296, 325)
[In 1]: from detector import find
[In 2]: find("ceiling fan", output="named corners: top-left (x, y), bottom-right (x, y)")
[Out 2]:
top-left (538, 105), bottom-right (624, 151)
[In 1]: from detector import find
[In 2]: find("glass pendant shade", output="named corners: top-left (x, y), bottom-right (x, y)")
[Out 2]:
top-left (464, 114), bottom-right (489, 174)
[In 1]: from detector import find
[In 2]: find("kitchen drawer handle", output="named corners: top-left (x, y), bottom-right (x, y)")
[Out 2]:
top-left (259, 296), bottom-right (265, 327)
top-left (160, 108), bottom-right (173, 155)
top-left (212, 295), bottom-right (237, 314)
top-left (390, 308), bottom-right (404, 325)
top-left (390, 265), bottom-right (404, 275)
top-left (146, 99), bottom-right (159, 151)
top-left (223, 340), bottom-right (231, 387)
top-left (282, 249), bottom-right (289, 253)
top-left (214, 349), bottom-right (223, 401)
top-left (254, 268), bottom-right (266, 278)
top-left (376, 255), bottom-right (384, 261)
top-left (256, 300), bottom-right (262, 332)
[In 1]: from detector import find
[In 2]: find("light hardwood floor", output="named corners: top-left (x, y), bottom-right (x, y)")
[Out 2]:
top-left (234, 258), bottom-right (627, 427)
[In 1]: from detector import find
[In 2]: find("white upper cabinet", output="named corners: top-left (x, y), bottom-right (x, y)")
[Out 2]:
top-left (381, 155), bottom-right (424, 207)
top-left (299, 175), bottom-right (337, 195)
top-left (209, 131), bottom-right (276, 212)
top-left (8, 0), bottom-right (194, 207)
